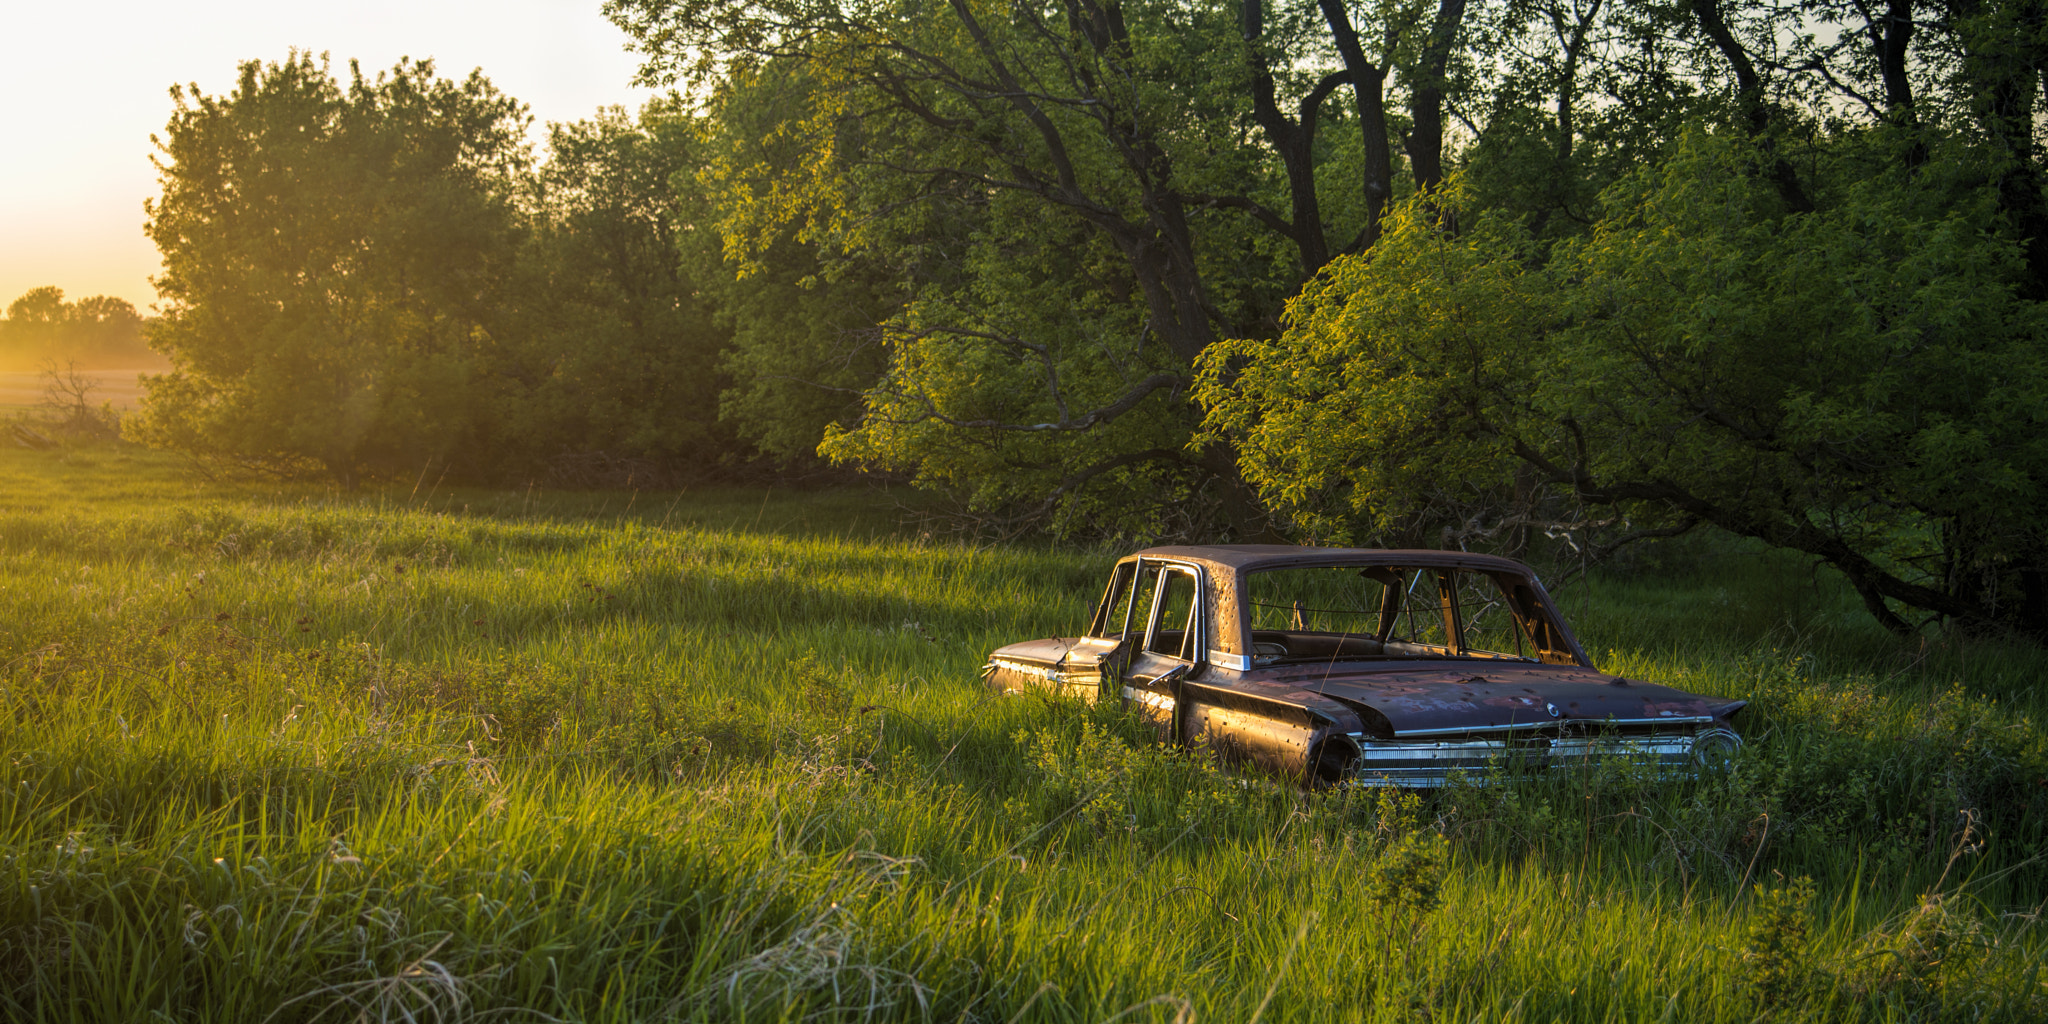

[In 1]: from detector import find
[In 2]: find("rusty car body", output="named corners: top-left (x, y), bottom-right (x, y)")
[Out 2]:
top-left (984, 545), bottom-right (1745, 787)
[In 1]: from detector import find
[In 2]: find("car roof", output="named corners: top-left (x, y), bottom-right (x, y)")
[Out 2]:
top-left (1124, 544), bottom-right (1538, 575)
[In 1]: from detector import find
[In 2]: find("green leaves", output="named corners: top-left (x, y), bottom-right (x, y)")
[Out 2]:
top-left (608, 0), bottom-right (1399, 530)
top-left (1196, 183), bottom-right (1549, 542)
top-left (1201, 128), bottom-right (2048, 634)
top-left (137, 54), bottom-right (532, 486)
top-left (136, 61), bottom-right (747, 486)
top-left (496, 104), bottom-right (736, 471)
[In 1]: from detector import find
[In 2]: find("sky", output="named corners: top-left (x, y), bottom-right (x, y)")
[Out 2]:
top-left (0, 1), bottom-right (657, 313)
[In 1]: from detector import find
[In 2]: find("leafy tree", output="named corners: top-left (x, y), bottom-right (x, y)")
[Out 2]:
top-left (133, 53), bottom-right (529, 487)
top-left (1195, 0), bottom-right (2048, 636)
top-left (688, 71), bottom-right (902, 469)
top-left (490, 103), bottom-right (736, 478)
top-left (606, 0), bottom-right (1481, 534)
top-left (0, 288), bottom-right (70, 358)
top-left (812, 202), bottom-right (1217, 534)
top-left (1199, 133), bottom-right (2048, 637)
top-left (709, 239), bottom-right (902, 471)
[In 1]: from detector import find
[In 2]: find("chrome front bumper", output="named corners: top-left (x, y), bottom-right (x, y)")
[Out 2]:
top-left (1346, 727), bottom-right (1741, 787)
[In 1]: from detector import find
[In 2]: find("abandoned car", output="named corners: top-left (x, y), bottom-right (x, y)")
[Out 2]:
top-left (985, 545), bottom-right (1746, 787)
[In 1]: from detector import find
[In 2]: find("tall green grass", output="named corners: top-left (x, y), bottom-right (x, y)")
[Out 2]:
top-left (0, 445), bottom-right (2042, 1022)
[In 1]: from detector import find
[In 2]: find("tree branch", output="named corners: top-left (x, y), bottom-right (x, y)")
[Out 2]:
top-left (883, 371), bottom-right (1185, 432)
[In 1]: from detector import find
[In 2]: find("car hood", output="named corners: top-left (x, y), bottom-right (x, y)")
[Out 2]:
top-left (1253, 662), bottom-right (1738, 736)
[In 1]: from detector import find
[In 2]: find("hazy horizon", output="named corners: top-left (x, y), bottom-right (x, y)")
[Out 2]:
top-left (0, 1), bottom-right (655, 314)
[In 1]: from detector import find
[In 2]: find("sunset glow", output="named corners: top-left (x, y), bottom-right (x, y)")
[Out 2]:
top-left (0, 0), bottom-right (652, 310)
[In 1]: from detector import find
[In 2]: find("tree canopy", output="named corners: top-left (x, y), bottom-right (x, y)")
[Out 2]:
top-left (1200, 134), bottom-right (2048, 636)
top-left (135, 53), bottom-right (531, 487)
top-left (122, 0), bottom-right (2048, 635)
top-left (134, 55), bottom-right (736, 488)
top-left (602, 0), bottom-right (1487, 535)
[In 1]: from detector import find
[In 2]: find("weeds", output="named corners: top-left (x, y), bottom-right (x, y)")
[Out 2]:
top-left (1744, 875), bottom-right (1820, 1011)
top-left (1005, 716), bottom-right (1260, 847)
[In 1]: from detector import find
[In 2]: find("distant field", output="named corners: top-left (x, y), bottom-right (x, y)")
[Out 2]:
top-left (0, 368), bottom-right (155, 414)
top-left (0, 443), bottom-right (2041, 1022)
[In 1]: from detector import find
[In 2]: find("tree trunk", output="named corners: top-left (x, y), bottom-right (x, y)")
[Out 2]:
top-left (1318, 0), bottom-right (1397, 251)
top-left (1405, 0), bottom-right (1469, 197)
top-left (1691, 0), bottom-right (1814, 213)
top-left (1950, 0), bottom-right (2048, 296)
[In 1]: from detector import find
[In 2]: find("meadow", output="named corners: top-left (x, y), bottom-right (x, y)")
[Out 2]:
top-left (0, 370), bottom-right (153, 416)
top-left (0, 443), bottom-right (2042, 1022)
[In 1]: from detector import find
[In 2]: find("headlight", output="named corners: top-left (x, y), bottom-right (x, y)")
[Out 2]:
top-left (1689, 727), bottom-right (1742, 771)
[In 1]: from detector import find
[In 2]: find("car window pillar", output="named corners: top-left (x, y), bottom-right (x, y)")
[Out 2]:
top-left (1089, 561), bottom-right (1138, 639)
top-left (1440, 570), bottom-right (1465, 655)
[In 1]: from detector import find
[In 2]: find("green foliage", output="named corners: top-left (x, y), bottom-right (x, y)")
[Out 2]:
top-left (712, 250), bottom-right (897, 467)
top-left (586, 0), bottom-right (2048, 577)
top-left (689, 68), bottom-right (903, 466)
top-left (1363, 828), bottom-right (1450, 924)
top-left (1195, 179), bottom-right (1545, 542)
top-left (135, 53), bottom-right (531, 487)
top-left (1745, 876), bottom-right (1822, 1010)
top-left (1548, 133), bottom-right (2046, 575)
top-left (133, 59), bottom-right (765, 486)
top-left (493, 103), bottom-right (736, 479)
top-left (1005, 714), bottom-right (1261, 848)
top-left (607, 0), bottom-right (1416, 531)
top-left (106, 0), bottom-right (2048, 579)
top-left (1842, 891), bottom-right (1996, 1014)
top-left (1201, 128), bottom-right (2048, 634)
top-left (814, 229), bottom-right (1211, 535)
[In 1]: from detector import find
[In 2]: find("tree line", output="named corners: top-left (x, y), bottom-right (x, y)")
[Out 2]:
top-left (134, 56), bottom-right (803, 489)
top-left (0, 288), bottom-right (154, 367)
top-left (137, 0), bottom-right (2048, 638)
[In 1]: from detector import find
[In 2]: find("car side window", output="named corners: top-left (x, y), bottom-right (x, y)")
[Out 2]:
top-left (1451, 570), bottom-right (1523, 657)
top-left (1089, 562), bottom-right (1139, 639)
top-left (1145, 566), bottom-right (1200, 661)
top-left (1501, 578), bottom-right (1577, 664)
top-left (1130, 564), bottom-right (1167, 642)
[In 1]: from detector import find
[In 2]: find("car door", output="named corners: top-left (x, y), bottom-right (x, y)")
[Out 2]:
top-left (1120, 561), bottom-right (1202, 739)
top-left (1058, 559), bottom-right (1142, 702)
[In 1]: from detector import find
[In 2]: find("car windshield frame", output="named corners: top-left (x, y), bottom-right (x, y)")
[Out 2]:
top-left (1232, 559), bottom-right (1586, 667)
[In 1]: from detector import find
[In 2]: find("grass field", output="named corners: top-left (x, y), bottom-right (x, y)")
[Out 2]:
top-left (0, 443), bottom-right (2042, 1022)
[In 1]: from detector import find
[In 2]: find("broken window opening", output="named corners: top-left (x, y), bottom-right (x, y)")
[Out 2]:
top-left (1242, 565), bottom-right (1556, 665)
top-left (1145, 566), bottom-right (1200, 661)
